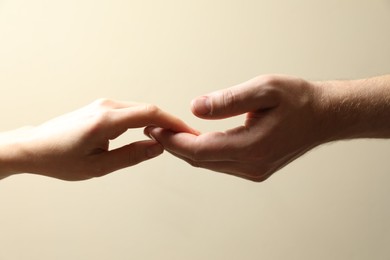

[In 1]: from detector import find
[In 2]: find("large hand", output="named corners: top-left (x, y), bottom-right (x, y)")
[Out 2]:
top-left (145, 75), bottom-right (327, 182)
top-left (0, 99), bottom-right (197, 181)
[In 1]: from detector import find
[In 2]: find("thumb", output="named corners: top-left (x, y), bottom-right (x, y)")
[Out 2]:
top-left (191, 77), bottom-right (279, 119)
top-left (95, 140), bottom-right (164, 175)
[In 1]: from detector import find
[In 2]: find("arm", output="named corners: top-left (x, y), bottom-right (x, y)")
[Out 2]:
top-left (319, 75), bottom-right (390, 140)
top-left (145, 74), bottom-right (390, 182)
top-left (0, 99), bottom-right (197, 181)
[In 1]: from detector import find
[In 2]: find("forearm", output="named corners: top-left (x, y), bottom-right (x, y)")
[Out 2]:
top-left (318, 75), bottom-right (390, 141)
top-left (0, 128), bottom-right (28, 179)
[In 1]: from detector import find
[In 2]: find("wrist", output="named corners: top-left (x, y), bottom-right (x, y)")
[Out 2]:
top-left (314, 75), bottom-right (390, 141)
top-left (0, 127), bottom-right (32, 179)
top-left (313, 80), bottom-right (357, 142)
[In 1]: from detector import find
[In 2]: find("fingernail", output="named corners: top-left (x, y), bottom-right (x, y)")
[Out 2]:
top-left (146, 144), bottom-right (164, 158)
top-left (192, 96), bottom-right (211, 116)
top-left (144, 126), bottom-right (155, 139)
top-left (191, 128), bottom-right (202, 136)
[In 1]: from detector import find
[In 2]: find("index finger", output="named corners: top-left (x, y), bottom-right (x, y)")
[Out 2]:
top-left (112, 104), bottom-right (199, 135)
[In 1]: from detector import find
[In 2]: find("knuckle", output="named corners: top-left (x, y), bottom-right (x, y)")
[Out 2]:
top-left (221, 89), bottom-right (236, 112)
top-left (257, 75), bottom-right (283, 87)
top-left (96, 109), bottom-right (111, 120)
top-left (84, 110), bottom-right (112, 138)
top-left (144, 104), bottom-right (160, 116)
top-left (93, 98), bottom-right (115, 108)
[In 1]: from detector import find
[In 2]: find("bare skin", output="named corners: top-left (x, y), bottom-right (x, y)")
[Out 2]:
top-left (0, 99), bottom-right (198, 181)
top-left (145, 74), bottom-right (390, 182)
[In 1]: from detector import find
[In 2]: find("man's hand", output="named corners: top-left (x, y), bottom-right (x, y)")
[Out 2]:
top-left (145, 75), bottom-right (330, 182)
top-left (0, 99), bottom-right (197, 181)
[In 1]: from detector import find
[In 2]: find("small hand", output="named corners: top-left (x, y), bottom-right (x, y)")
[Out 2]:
top-left (145, 75), bottom-right (326, 182)
top-left (2, 99), bottom-right (197, 181)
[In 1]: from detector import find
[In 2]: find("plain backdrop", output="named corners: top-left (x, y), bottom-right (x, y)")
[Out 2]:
top-left (0, 0), bottom-right (390, 259)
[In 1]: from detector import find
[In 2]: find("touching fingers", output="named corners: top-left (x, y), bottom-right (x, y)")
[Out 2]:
top-left (91, 98), bottom-right (139, 109)
top-left (145, 126), bottom-right (247, 162)
top-left (111, 104), bottom-right (199, 135)
top-left (148, 131), bottom-right (271, 182)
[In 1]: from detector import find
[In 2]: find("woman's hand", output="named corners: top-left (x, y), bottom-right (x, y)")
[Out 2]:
top-left (0, 99), bottom-right (197, 181)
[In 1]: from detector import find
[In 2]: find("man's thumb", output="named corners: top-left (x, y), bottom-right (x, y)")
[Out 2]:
top-left (191, 85), bottom-right (272, 119)
top-left (191, 96), bottom-right (213, 117)
top-left (191, 76), bottom-right (293, 120)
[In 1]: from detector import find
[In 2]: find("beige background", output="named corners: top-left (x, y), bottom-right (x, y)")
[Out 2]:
top-left (0, 0), bottom-right (390, 259)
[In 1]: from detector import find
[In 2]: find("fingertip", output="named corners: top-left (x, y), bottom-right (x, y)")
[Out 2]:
top-left (191, 96), bottom-right (211, 117)
top-left (146, 126), bottom-right (165, 141)
top-left (180, 122), bottom-right (201, 136)
top-left (145, 124), bottom-right (200, 138)
top-left (146, 143), bottom-right (164, 158)
top-left (190, 127), bottom-right (202, 136)
top-left (144, 126), bottom-right (169, 139)
top-left (144, 126), bottom-right (156, 139)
